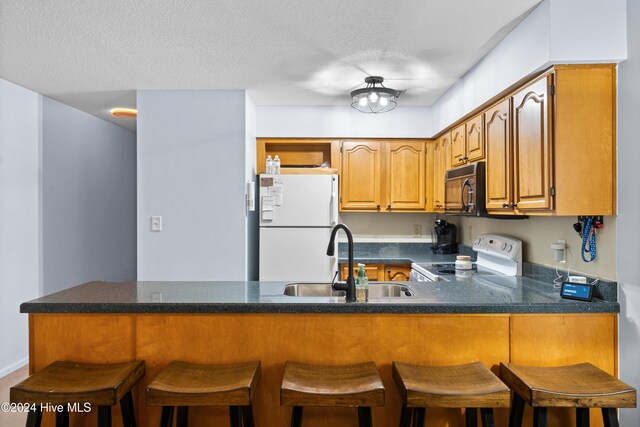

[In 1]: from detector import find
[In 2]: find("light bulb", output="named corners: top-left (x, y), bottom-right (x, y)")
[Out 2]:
top-left (368, 92), bottom-right (379, 102)
top-left (358, 97), bottom-right (368, 107)
top-left (379, 97), bottom-right (389, 107)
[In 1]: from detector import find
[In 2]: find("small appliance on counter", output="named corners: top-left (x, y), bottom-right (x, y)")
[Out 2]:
top-left (430, 218), bottom-right (457, 254)
top-left (413, 234), bottom-right (522, 282)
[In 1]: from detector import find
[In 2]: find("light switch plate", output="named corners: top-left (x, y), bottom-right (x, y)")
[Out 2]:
top-left (151, 216), bottom-right (162, 232)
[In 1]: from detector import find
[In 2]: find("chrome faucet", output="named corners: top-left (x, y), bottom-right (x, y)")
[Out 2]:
top-left (326, 223), bottom-right (356, 302)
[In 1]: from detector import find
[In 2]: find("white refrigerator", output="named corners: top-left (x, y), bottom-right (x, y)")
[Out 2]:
top-left (259, 174), bottom-right (338, 281)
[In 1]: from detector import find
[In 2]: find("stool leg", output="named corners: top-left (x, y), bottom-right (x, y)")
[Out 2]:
top-left (290, 406), bottom-right (303, 427)
top-left (230, 406), bottom-right (242, 427)
top-left (98, 406), bottom-right (111, 427)
top-left (466, 408), bottom-right (478, 427)
top-left (412, 408), bottom-right (425, 427)
top-left (55, 408), bottom-right (69, 427)
top-left (533, 407), bottom-right (547, 427)
top-left (399, 404), bottom-right (413, 427)
top-left (508, 394), bottom-right (525, 427)
top-left (576, 408), bottom-right (589, 427)
top-left (176, 406), bottom-right (188, 427)
top-left (241, 405), bottom-right (255, 427)
top-left (120, 391), bottom-right (136, 427)
top-left (602, 408), bottom-right (620, 427)
top-left (358, 407), bottom-right (373, 427)
top-left (26, 408), bottom-right (42, 427)
top-left (480, 408), bottom-right (496, 427)
top-left (160, 406), bottom-right (174, 427)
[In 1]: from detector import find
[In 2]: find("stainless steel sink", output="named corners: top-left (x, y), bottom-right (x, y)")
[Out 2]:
top-left (283, 283), bottom-right (414, 298)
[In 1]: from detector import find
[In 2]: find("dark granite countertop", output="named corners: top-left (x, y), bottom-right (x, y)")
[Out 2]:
top-left (20, 278), bottom-right (618, 314)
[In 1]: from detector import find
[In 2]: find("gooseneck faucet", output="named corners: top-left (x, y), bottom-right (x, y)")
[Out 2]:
top-left (326, 223), bottom-right (356, 302)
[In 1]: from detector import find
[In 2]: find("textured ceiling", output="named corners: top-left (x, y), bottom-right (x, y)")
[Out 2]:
top-left (0, 0), bottom-right (541, 132)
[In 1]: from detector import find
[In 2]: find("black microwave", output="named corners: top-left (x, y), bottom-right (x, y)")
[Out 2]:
top-left (444, 162), bottom-right (486, 216)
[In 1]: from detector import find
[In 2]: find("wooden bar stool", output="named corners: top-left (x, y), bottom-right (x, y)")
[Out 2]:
top-left (10, 360), bottom-right (144, 427)
top-left (280, 361), bottom-right (385, 427)
top-left (500, 362), bottom-right (637, 427)
top-left (145, 360), bottom-right (260, 427)
top-left (392, 361), bottom-right (510, 427)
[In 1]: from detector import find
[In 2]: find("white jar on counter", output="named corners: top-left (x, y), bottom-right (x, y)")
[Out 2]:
top-left (455, 255), bottom-right (473, 278)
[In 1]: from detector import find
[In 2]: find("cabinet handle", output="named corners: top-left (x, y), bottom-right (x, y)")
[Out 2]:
top-left (502, 203), bottom-right (509, 208)
top-left (387, 204), bottom-right (392, 210)
top-left (509, 203), bottom-right (518, 208)
top-left (376, 204), bottom-right (380, 210)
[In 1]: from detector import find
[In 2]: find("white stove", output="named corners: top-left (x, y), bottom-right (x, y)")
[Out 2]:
top-left (411, 234), bottom-right (522, 282)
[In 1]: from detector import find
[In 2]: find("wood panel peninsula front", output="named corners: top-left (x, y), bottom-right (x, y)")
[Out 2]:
top-left (21, 280), bottom-right (618, 427)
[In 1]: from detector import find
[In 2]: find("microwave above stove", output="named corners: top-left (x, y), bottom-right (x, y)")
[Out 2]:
top-left (444, 162), bottom-right (486, 216)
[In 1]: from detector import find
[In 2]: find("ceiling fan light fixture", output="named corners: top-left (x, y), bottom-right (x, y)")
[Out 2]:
top-left (350, 76), bottom-right (400, 114)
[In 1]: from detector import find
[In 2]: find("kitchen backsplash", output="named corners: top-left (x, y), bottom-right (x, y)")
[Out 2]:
top-left (339, 212), bottom-right (436, 240)
top-left (455, 216), bottom-right (616, 280)
top-left (338, 212), bottom-right (616, 280)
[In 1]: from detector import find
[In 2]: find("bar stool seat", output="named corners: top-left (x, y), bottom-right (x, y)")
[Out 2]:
top-left (281, 361), bottom-right (385, 426)
top-left (500, 362), bottom-right (637, 427)
top-left (10, 360), bottom-right (144, 427)
top-left (146, 360), bottom-right (260, 427)
top-left (393, 361), bottom-right (510, 427)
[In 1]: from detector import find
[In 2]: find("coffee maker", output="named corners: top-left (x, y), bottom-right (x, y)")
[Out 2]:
top-left (430, 218), bottom-right (458, 254)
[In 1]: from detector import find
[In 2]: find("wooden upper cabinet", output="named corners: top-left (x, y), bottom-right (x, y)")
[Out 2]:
top-left (450, 124), bottom-right (466, 167)
top-left (466, 114), bottom-right (485, 162)
top-left (512, 75), bottom-right (553, 211)
top-left (387, 141), bottom-right (426, 211)
top-left (485, 98), bottom-right (513, 213)
top-left (432, 134), bottom-right (449, 211)
top-left (340, 141), bottom-right (382, 210)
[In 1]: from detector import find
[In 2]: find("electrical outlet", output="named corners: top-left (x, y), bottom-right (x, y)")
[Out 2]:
top-left (151, 216), bottom-right (162, 232)
top-left (413, 224), bottom-right (422, 236)
top-left (467, 225), bottom-right (473, 241)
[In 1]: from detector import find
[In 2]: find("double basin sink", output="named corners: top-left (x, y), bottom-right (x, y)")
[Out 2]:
top-left (283, 283), bottom-right (414, 299)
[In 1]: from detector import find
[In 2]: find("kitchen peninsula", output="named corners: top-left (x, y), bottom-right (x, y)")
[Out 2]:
top-left (22, 280), bottom-right (617, 427)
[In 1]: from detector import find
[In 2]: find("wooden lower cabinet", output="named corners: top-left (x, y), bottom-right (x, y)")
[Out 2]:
top-left (510, 314), bottom-right (616, 427)
top-left (340, 263), bottom-right (411, 281)
top-left (29, 313), bottom-right (615, 427)
top-left (340, 263), bottom-right (385, 281)
top-left (384, 264), bottom-right (411, 281)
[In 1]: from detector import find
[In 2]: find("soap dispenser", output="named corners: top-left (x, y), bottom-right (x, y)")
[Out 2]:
top-left (356, 263), bottom-right (369, 302)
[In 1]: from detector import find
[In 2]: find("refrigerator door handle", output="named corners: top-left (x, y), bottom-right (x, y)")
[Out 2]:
top-left (330, 190), bottom-right (337, 226)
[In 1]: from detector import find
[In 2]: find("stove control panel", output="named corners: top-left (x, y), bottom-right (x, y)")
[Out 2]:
top-left (473, 234), bottom-right (522, 261)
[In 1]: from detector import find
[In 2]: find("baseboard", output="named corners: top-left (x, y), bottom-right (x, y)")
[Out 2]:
top-left (0, 357), bottom-right (28, 379)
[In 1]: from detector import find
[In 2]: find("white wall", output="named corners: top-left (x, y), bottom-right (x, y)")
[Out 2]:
top-left (549, 0), bottom-right (627, 62)
top-left (617, 0), bottom-right (640, 423)
top-left (42, 97), bottom-right (137, 294)
top-left (245, 94), bottom-right (258, 280)
top-left (257, 105), bottom-right (434, 138)
top-left (0, 79), bottom-right (41, 376)
top-left (431, 0), bottom-right (627, 133)
top-left (137, 90), bottom-right (248, 280)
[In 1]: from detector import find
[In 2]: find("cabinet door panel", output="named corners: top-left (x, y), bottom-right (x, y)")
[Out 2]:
top-left (340, 141), bottom-right (382, 210)
top-left (385, 265), bottom-right (411, 281)
top-left (466, 114), bottom-right (485, 162)
top-left (387, 142), bottom-right (426, 211)
top-left (513, 76), bottom-right (553, 211)
top-left (341, 264), bottom-right (381, 281)
top-left (450, 124), bottom-right (466, 166)
top-left (485, 99), bottom-right (513, 212)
